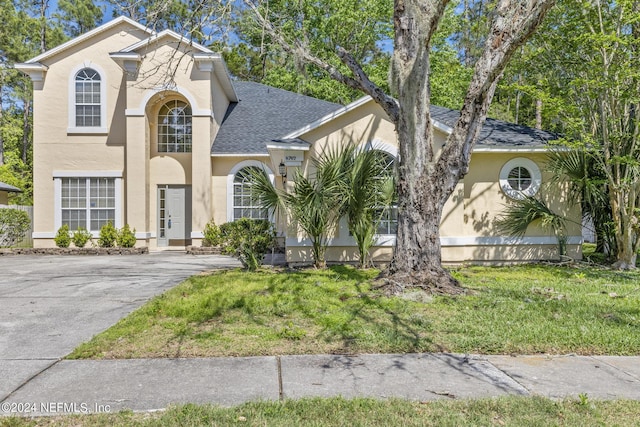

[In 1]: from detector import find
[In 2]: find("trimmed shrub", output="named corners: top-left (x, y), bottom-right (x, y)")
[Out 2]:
top-left (219, 218), bottom-right (275, 270)
top-left (116, 224), bottom-right (137, 248)
top-left (53, 224), bottom-right (71, 248)
top-left (202, 220), bottom-right (222, 247)
top-left (72, 227), bottom-right (92, 248)
top-left (0, 208), bottom-right (31, 247)
top-left (97, 222), bottom-right (117, 248)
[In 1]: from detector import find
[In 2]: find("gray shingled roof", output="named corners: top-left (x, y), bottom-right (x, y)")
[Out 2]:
top-left (212, 82), bottom-right (556, 155)
top-left (0, 181), bottom-right (21, 193)
top-left (212, 81), bottom-right (341, 155)
top-left (430, 105), bottom-right (557, 147)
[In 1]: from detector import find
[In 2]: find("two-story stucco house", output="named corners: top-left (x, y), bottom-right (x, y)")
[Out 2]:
top-left (17, 16), bottom-right (582, 264)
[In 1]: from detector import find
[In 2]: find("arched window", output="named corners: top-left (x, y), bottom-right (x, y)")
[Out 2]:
top-left (158, 100), bottom-right (192, 153)
top-left (374, 150), bottom-right (398, 235)
top-left (233, 166), bottom-right (268, 221)
top-left (75, 68), bottom-right (101, 127)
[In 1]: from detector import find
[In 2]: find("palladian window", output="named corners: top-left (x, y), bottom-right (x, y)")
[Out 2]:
top-left (158, 100), bottom-right (192, 153)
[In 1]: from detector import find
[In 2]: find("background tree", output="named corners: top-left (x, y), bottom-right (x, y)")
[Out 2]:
top-left (55, 0), bottom-right (104, 37)
top-left (107, 0), bottom-right (231, 45)
top-left (245, 0), bottom-right (555, 293)
top-left (0, 0), bottom-right (65, 203)
top-left (226, 0), bottom-right (392, 104)
top-left (515, 0), bottom-right (640, 269)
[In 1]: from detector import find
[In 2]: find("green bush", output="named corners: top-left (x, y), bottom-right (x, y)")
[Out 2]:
top-left (218, 218), bottom-right (275, 270)
top-left (116, 224), bottom-right (137, 248)
top-left (72, 227), bottom-right (92, 248)
top-left (53, 224), bottom-right (71, 248)
top-left (97, 222), bottom-right (117, 248)
top-left (202, 220), bottom-right (222, 247)
top-left (0, 208), bottom-right (31, 247)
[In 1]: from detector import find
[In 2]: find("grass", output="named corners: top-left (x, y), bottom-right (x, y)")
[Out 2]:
top-left (68, 263), bottom-right (640, 359)
top-left (2, 397), bottom-right (640, 426)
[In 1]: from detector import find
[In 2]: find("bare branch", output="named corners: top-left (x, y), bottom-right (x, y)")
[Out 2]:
top-left (243, 0), bottom-right (399, 123)
top-left (336, 47), bottom-right (399, 123)
top-left (443, 0), bottom-right (556, 177)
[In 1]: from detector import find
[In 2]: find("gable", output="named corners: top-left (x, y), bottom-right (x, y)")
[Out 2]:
top-left (285, 96), bottom-right (557, 152)
top-left (118, 29), bottom-right (213, 55)
top-left (22, 17), bottom-right (152, 66)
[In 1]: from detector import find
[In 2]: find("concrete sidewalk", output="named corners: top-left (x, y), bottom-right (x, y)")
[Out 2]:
top-left (1, 353), bottom-right (640, 416)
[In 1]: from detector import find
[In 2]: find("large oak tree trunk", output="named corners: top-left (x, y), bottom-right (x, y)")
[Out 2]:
top-left (381, 0), bottom-right (555, 294)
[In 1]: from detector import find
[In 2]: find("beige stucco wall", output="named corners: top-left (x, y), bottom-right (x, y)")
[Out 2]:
top-left (0, 192), bottom-right (8, 205)
top-left (210, 156), bottom-right (282, 226)
top-left (124, 40), bottom-right (231, 246)
top-left (30, 22), bottom-right (232, 248)
top-left (31, 22), bottom-right (146, 246)
top-left (284, 98), bottom-right (582, 265)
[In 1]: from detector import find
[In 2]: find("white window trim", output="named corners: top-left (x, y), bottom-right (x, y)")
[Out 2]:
top-left (125, 85), bottom-right (212, 117)
top-left (68, 62), bottom-right (108, 134)
top-left (286, 235), bottom-right (583, 248)
top-left (53, 171), bottom-right (122, 235)
top-left (499, 157), bottom-right (542, 200)
top-left (226, 160), bottom-right (275, 222)
top-left (362, 139), bottom-right (398, 158)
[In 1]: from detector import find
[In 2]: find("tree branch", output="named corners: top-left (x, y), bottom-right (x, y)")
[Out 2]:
top-left (336, 47), bottom-right (399, 123)
top-left (243, 0), bottom-right (399, 123)
top-left (442, 0), bottom-right (556, 181)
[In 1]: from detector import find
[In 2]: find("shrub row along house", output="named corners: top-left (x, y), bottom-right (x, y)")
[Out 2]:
top-left (16, 16), bottom-right (582, 264)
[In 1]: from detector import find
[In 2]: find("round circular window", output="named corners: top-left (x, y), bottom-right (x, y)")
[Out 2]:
top-left (499, 158), bottom-right (541, 200)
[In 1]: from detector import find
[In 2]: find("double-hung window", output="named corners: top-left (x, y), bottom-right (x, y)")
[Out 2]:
top-left (232, 166), bottom-right (268, 220)
top-left (375, 150), bottom-right (398, 235)
top-left (74, 68), bottom-right (102, 127)
top-left (60, 177), bottom-right (117, 232)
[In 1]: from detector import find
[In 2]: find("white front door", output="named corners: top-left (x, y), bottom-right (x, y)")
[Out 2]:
top-left (158, 185), bottom-right (192, 246)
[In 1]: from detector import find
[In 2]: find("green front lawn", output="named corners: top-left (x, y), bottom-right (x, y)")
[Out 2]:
top-left (68, 264), bottom-right (640, 359)
top-left (3, 397), bottom-right (640, 426)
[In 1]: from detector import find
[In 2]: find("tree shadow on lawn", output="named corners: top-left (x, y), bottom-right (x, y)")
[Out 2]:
top-left (227, 265), bottom-right (439, 354)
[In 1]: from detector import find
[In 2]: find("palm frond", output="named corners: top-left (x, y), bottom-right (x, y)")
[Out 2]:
top-left (246, 166), bottom-right (283, 217)
top-left (496, 196), bottom-right (565, 238)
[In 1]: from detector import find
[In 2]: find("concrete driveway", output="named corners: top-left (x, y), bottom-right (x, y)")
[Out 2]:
top-left (0, 252), bottom-right (240, 400)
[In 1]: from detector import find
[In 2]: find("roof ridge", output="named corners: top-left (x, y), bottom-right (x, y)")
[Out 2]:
top-left (233, 81), bottom-right (341, 107)
top-left (24, 16), bottom-right (153, 64)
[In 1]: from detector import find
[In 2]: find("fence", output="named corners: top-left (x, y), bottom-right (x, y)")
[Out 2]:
top-left (582, 216), bottom-right (596, 244)
top-left (0, 204), bottom-right (34, 247)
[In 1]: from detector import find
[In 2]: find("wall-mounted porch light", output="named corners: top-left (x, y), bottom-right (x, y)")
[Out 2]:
top-left (278, 160), bottom-right (287, 185)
